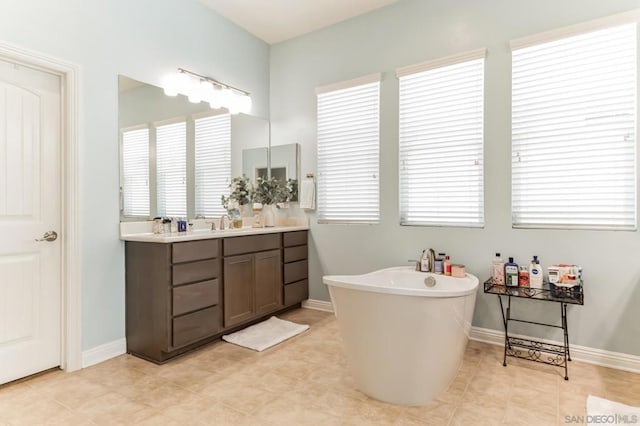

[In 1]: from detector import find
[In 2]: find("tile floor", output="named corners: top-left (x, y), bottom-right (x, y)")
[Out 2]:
top-left (1, 308), bottom-right (639, 425)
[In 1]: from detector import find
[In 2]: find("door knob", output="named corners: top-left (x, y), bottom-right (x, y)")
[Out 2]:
top-left (35, 231), bottom-right (58, 242)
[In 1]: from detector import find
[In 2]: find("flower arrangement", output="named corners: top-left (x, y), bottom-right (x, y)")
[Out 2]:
top-left (252, 176), bottom-right (281, 205)
top-left (253, 177), bottom-right (300, 205)
top-left (221, 176), bottom-right (252, 210)
top-left (221, 176), bottom-right (299, 209)
top-left (281, 178), bottom-right (298, 203)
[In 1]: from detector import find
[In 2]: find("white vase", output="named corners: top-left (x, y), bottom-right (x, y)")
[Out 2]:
top-left (263, 204), bottom-right (275, 227)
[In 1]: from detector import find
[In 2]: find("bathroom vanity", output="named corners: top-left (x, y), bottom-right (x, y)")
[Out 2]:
top-left (122, 227), bottom-right (308, 363)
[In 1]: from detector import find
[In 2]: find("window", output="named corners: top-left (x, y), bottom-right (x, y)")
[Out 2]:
top-left (195, 113), bottom-right (231, 217)
top-left (156, 120), bottom-right (187, 217)
top-left (511, 23), bottom-right (637, 230)
top-left (316, 74), bottom-right (380, 223)
top-left (397, 50), bottom-right (485, 227)
top-left (121, 127), bottom-right (150, 217)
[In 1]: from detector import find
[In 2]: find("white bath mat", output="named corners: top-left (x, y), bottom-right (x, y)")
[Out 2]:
top-left (222, 316), bottom-right (309, 352)
top-left (586, 395), bottom-right (640, 424)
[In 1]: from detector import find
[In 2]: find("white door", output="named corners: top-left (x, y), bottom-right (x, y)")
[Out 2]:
top-left (0, 58), bottom-right (61, 385)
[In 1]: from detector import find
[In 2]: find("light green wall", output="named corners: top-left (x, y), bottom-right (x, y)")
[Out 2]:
top-left (0, 0), bottom-right (270, 350)
top-left (270, 0), bottom-right (640, 356)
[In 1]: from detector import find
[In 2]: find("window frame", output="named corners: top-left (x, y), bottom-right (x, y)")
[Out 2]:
top-left (510, 17), bottom-right (638, 231)
top-left (396, 48), bottom-right (486, 228)
top-left (315, 73), bottom-right (382, 224)
top-left (119, 124), bottom-right (151, 220)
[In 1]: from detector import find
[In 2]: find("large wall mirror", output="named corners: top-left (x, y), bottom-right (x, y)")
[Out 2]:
top-left (118, 75), bottom-right (299, 220)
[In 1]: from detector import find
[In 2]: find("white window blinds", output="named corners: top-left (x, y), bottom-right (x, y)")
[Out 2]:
top-left (121, 127), bottom-right (150, 217)
top-left (511, 23), bottom-right (637, 230)
top-left (156, 121), bottom-right (187, 217)
top-left (195, 114), bottom-right (231, 217)
top-left (316, 74), bottom-right (380, 224)
top-left (397, 50), bottom-right (485, 227)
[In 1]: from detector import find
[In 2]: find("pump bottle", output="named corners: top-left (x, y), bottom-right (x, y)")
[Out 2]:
top-left (530, 255), bottom-right (543, 289)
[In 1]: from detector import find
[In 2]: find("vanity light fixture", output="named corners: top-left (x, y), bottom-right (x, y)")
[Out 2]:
top-left (162, 68), bottom-right (252, 114)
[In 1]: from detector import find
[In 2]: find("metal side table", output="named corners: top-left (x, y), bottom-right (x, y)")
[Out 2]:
top-left (484, 279), bottom-right (584, 380)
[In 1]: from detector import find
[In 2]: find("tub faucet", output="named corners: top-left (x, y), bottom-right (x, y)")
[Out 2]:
top-left (219, 214), bottom-right (231, 230)
top-left (428, 249), bottom-right (436, 272)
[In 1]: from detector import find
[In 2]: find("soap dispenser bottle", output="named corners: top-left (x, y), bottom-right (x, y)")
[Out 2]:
top-left (492, 253), bottom-right (505, 285)
top-left (530, 256), bottom-right (543, 289)
top-left (420, 250), bottom-right (429, 272)
top-left (505, 257), bottom-right (519, 287)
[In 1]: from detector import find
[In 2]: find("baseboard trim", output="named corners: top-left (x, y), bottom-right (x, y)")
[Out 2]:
top-left (301, 299), bottom-right (334, 312)
top-left (81, 338), bottom-right (127, 368)
top-left (470, 326), bottom-right (640, 374)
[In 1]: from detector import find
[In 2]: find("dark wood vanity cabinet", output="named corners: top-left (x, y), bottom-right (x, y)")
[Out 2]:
top-left (283, 231), bottom-right (309, 306)
top-left (125, 239), bottom-right (222, 363)
top-left (125, 230), bottom-right (307, 363)
top-left (223, 234), bottom-right (283, 328)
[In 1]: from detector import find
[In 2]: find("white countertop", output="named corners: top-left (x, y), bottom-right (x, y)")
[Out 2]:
top-left (120, 225), bottom-right (309, 243)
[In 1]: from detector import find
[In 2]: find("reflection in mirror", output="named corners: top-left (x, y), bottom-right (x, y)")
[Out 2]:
top-left (270, 143), bottom-right (300, 186)
top-left (243, 143), bottom-right (300, 201)
top-left (242, 147), bottom-right (268, 182)
top-left (118, 75), bottom-right (269, 221)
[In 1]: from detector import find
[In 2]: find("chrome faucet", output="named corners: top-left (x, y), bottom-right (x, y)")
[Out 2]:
top-left (426, 248), bottom-right (436, 272)
top-left (219, 214), bottom-right (231, 230)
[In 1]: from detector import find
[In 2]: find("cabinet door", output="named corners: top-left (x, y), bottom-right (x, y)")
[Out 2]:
top-left (254, 249), bottom-right (283, 316)
top-left (223, 254), bottom-right (255, 328)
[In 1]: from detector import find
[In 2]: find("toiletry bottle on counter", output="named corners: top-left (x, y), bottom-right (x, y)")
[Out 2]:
top-left (233, 209), bottom-right (243, 229)
top-left (152, 217), bottom-right (163, 234)
top-left (420, 250), bottom-right (429, 272)
top-left (518, 265), bottom-right (530, 287)
top-left (444, 255), bottom-right (452, 276)
top-left (505, 257), bottom-right (519, 287)
top-left (434, 253), bottom-right (445, 274)
top-left (492, 253), bottom-right (505, 285)
top-left (530, 256), bottom-right (543, 289)
top-left (162, 218), bottom-right (171, 233)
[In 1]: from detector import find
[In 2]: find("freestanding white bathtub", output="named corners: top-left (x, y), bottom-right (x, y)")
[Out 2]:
top-left (324, 266), bottom-right (479, 406)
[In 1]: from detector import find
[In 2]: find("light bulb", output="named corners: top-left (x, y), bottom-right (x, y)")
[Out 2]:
top-left (228, 92), bottom-right (243, 115)
top-left (187, 78), bottom-right (202, 103)
top-left (162, 73), bottom-right (179, 96)
top-left (199, 80), bottom-right (214, 103)
top-left (175, 72), bottom-right (190, 95)
top-left (219, 88), bottom-right (232, 109)
top-left (208, 85), bottom-right (223, 109)
top-left (238, 94), bottom-right (252, 114)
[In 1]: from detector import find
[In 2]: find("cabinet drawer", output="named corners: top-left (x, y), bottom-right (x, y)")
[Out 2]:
top-left (223, 233), bottom-right (280, 256)
top-left (172, 306), bottom-right (220, 348)
top-left (283, 231), bottom-right (307, 247)
top-left (173, 239), bottom-right (219, 263)
top-left (284, 245), bottom-right (307, 263)
top-left (173, 279), bottom-right (219, 316)
top-left (172, 259), bottom-right (219, 286)
top-left (284, 279), bottom-right (309, 306)
top-left (284, 259), bottom-right (308, 284)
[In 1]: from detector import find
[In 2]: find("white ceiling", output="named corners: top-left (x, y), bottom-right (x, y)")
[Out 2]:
top-left (198, 0), bottom-right (400, 44)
